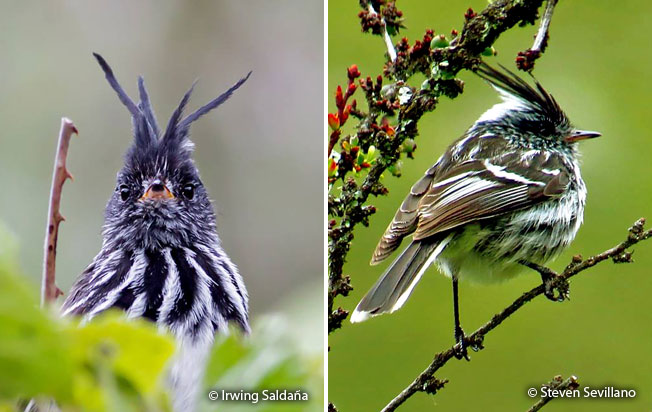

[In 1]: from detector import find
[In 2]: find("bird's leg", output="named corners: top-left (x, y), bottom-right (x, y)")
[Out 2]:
top-left (519, 260), bottom-right (569, 302)
top-left (452, 277), bottom-right (471, 361)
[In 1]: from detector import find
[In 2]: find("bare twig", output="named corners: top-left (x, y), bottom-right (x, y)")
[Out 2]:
top-left (526, 375), bottom-right (580, 412)
top-left (368, 4), bottom-right (397, 62)
top-left (533, 0), bottom-right (557, 52)
top-left (516, 0), bottom-right (559, 71)
top-left (380, 219), bottom-right (651, 412)
top-left (41, 118), bottom-right (78, 306)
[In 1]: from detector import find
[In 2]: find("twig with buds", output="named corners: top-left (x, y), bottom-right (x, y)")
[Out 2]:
top-left (526, 375), bottom-right (580, 412)
top-left (42, 118), bottom-right (78, 306)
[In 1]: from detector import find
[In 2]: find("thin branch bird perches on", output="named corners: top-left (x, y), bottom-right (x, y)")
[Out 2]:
top-left (41, 118), bottom-right (77, 306)
top-left (380, 219), bottom-right (651, 412)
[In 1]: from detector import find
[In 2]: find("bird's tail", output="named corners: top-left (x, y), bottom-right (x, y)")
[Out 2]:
top-left (350, 235), bottom-right (452, 323)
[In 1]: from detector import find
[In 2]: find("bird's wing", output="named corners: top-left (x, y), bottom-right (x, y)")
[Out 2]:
top-left (371, 161), bottom-right (440, 264)
top-left (371, 148), bottom-right (571, 264)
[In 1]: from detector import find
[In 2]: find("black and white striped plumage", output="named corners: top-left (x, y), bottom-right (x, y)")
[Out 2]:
top-left (351, 63), bottom-right (599, 357)
top-left (61, 54), bottom-right (250, 411)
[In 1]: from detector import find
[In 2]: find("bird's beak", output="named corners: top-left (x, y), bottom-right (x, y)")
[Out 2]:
top-left (564, 130), bottom-right (601, 143)
top-left (140, 179), bottom-right (175, 201)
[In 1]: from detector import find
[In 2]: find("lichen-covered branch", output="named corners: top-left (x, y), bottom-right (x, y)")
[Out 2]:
top-left (380, 220), bottom-right (651, 412)
top-left (328, 0), bottom-right (546, 335)
top-left (42, 118), bottom-right (78, 306)
top-left (526, 375), bottom-right (580, 412)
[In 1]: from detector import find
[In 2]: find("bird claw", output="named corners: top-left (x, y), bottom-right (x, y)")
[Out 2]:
top-left (542, 272), bottom-right (569, 302)
top-left (454, 327), bottom-right (471, 361)
top-left (520, 260), bottom-right (570, 302)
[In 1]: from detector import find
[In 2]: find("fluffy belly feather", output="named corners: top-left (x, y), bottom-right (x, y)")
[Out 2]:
top-left (433, 193), bottom-right (583, 284)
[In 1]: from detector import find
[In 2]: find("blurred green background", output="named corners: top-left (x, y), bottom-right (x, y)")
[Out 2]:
top-left (329, 1), bottom-right (652, 411)
top-left (0, 1), bottom-right (323, 409)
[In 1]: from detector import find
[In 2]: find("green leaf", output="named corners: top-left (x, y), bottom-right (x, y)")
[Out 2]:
top-left (68, 312), bottom-right (175, 397)
top-left (200, 317), bottom-right (323, 412)
top-left (0, 256), bottom-right (75, 402)
top-left (204, 332), bottom-right (252, 386)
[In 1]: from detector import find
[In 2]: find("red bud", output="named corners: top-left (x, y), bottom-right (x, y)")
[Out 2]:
top-left (347, 64), bottom-right (361, 79)
top-left (346, 83), bottom-right (357, 97)
top-left (341, 105), bottom-right (352, 124)
top-left (328, 113), bottom-right (340, 130)
top-left (381, 123), bottom-right (395, 136)
top-left (335, 85), bottom-right (344, 108)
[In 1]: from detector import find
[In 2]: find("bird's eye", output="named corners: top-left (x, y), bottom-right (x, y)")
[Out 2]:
top-left (182, 184), bottom-right (195, 200)
top-left (119, 185), bottom-right (131, 201)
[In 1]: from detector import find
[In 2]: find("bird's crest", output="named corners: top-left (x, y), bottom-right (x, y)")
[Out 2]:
top-left (93, 52), bottom-right (251, 156)
top-left (476, 62), bottom-right (567, 126)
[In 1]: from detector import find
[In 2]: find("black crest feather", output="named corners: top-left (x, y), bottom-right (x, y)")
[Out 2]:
top-left (161, 82), bottom-right (196, 148)
top-left (137, 76), bottom-right (160, 138)
top-left (93, 52), bottom-right (251, 152)
top-left (476, 62), bottom-right (567, 126)
top-left (179, 71), bottom-right (252, 130)
top-left (93, 52), bottom-right (140, 117)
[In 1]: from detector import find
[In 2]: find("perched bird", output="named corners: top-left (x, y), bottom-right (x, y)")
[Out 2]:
top-left (351, 63), bottom-right (599, 359)
top-left (60, 54), bottom-right (251, 411)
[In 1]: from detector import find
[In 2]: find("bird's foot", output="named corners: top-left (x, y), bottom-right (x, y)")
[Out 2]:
top-left (520, 260), bottom-right (569, 302)
top-left (537, 266), bottom-right (569, 302)
top-left (453, 326), bottom-right (471, 361)
top-left (542, 273), bottom-right (569, 302)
